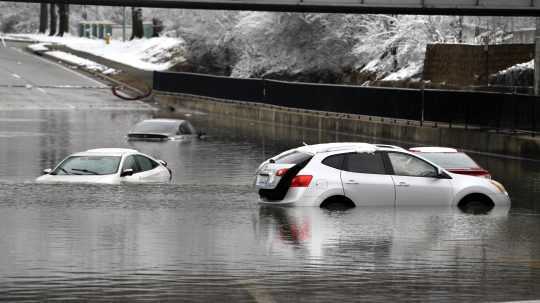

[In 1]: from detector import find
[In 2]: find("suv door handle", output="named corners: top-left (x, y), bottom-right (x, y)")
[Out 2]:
top-left (345, 180), bottom-right (359, 184)
top-left (397, 182), bottom-right (410, 187)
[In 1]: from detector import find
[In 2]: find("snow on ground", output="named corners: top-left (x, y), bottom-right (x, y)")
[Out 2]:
top-left (45, 50), bottom-right (117, 74)
top-left (27, 43), bottom-right (50, 52)
top-left (10, 34), bottom-right (186, 71)
top-left (497, 59), bottom-right (534, 75)
top-left (383, 63), bottom-right (423, 81)
top-left (490, 59), bottom-right (534, 86)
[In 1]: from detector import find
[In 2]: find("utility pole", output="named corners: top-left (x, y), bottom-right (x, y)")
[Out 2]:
top-left (39, 3), bottom-right (48, 33)
top-left (122, 6), bottom-right (126, 41)
top-left (534, 17), bottom-right (540, 96)
top-left (49, 3), bottom-right (57, 36)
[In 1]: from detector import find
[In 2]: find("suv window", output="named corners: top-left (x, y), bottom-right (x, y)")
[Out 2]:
top-left (387, 152), bottom-right (438, 177)
top-left (322, 154), bottom-right (345, 170)
top-left (344, 152), bottom-right (386, 174)
top-left (274, 151), bottom-right (312, 164)
top-left (135, 155), bottom-right (158, 172)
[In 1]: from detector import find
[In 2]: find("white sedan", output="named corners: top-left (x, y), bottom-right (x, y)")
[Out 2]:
top-left (254, 143), bottom-right (510, 212)
top-left (36, 148), bottom-right (172, 184)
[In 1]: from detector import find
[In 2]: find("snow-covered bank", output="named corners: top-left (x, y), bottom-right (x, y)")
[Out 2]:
top-left (46, 50), bottom-right (117, 74)
top-left (13, 34), bottom-right (186, 71)
top-left (490, 60), bottom-right (534, 87)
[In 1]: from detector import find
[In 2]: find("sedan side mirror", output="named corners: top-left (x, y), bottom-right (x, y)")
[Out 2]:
top-left (197, 131), bottom-right (206, 139)
top-left (157, 160), bottom-right (167, 167)
top-left (43, 168), bottom-right (52, 174)
top-left (121, 168), bottom-right (134, 177)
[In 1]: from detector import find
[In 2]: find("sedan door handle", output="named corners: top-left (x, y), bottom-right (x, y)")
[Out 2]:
top-left (345, 180), bottom-right (360, 185)
top-left (397, 182), bottom-right (410, 187)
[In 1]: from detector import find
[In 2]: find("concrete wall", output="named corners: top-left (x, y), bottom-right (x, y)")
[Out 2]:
top-left (423, 43), bottom-right (534, 86)
top-left (155, 92), bottom-right (540, 160)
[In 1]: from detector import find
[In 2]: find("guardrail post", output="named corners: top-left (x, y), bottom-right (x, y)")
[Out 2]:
top-left (513, 92), bottom-right (518, 133)
top-left (496, 95), bottom-right (502, 133)
top-left (262, 78), bottom-right (267, 103)
top-left (420, 88), bottom-right (425, 127)
top-left (465, 101), bottom-right (469, 130)
top-left (533, 99), bottom-right (537, 137)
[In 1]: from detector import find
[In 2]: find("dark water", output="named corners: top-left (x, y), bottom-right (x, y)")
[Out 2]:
top-left (1, 106), bottom-right (540, 302)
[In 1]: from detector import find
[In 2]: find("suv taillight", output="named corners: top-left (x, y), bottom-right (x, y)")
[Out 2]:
top-left (290, 175), bottom-right (313, 187)
top-left (276, 168), bottom-right (289, 176)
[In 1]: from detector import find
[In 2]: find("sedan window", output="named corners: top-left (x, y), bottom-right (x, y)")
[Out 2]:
top-left (122, 155), bottom-right (140, 173)
top-left (388, 152), bottom-right (438, 178)
top-left (415, 152), bottom-right (479, 169)
top-left (135, 155), bottom-right (158, 172)
top-left (54, 156), bottom-right (121, 175)
top-left (344, 153), bottom-right (386, 174)
top-left (179, 123), bottom-right (193, 135)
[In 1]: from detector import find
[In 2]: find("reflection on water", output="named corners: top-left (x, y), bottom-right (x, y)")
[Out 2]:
top-left (0, 184), bottom-right (539, 302)
top-left (0, 106), bottom-right (539, 301)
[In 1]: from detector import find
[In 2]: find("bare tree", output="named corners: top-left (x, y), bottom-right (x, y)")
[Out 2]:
top-left (58, 4), bottom-right (69, 36)
top-left (49, 3), bottom-right (57, 36)
top-left (131, 7), bottom-right (144, 39)
top-left (39, 3), bottom-right (48, 33)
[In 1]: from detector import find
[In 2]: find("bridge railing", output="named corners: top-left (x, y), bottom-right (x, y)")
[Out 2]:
top-left (154, 71), bottom-right (539, 136)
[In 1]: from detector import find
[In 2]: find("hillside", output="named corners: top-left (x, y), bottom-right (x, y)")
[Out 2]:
top-left (0, 3), bottom-right (535, 85)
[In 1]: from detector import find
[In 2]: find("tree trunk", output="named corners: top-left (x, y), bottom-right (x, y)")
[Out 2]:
top-left (39, 3), bottom-right (48, 33)
top-left (130, 7), bottom-right (144, 40)
top-left (49, 3), bottom-right (57, 36)
top-left (58, 4), bottom-right (69, 36)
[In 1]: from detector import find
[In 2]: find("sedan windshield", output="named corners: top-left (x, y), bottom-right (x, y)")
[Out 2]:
top-left (416, 152), bottom-right (479, 169)
top-left (53, 156), bottom-right (121, 175)
top-left (130, 121), bottom-right (180, 135)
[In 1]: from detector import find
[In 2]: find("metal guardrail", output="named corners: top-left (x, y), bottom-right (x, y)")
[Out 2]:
top-left (154, 71), bottom-right (540, 136)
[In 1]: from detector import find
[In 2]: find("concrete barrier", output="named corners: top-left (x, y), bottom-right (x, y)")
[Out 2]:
top-left (155, 91), bottom-right (540, 160)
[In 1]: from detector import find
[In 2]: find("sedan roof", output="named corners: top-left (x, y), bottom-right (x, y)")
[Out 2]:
top-left (129, 119), bottom-right (187, 135)
top-left (74, 148), bottom-right (139, 157)
top-left (410, 147), bottom-right (459, 153)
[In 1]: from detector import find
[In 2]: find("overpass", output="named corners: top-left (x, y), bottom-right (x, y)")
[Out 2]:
top-left (4, 0), bottom-right (540, 16)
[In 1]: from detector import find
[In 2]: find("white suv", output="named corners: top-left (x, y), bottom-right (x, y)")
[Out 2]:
top-left (255, 143), bottom-right (510, 211)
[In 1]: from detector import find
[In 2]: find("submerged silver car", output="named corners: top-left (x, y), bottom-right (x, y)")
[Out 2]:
top-left (127, 119), bottom-right (201, 141)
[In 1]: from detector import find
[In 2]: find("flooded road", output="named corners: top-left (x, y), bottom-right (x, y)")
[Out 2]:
top-left (1, 41), bottom-right (540, 302)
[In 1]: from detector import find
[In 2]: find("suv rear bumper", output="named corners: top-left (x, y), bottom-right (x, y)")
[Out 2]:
top-left (258, 188), bottom-right (319, 207)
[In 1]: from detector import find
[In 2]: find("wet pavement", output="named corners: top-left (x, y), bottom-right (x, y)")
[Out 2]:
top-left (1, 41), bottom-right (540, 302)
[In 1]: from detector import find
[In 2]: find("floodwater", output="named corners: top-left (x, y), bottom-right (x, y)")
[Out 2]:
top-left (0, 105), bottom-right (540, 302)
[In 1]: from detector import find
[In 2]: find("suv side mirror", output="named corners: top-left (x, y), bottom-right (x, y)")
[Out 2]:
top-left (437, 168), bottom-right (452, 179)
top-left (121, 168), bottom-right (134, 177)
top-left (43, 168), bottom-right (52, 174)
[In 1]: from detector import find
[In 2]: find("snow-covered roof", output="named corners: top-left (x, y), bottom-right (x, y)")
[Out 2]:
top-left (140, 119), bottom-right (187, 124)
top-left (78, 148), bottom-right (139, 156)
top-left (409, 147), bottom-right (459, 153)
top-left (296, 143), bottom-right (380, 155)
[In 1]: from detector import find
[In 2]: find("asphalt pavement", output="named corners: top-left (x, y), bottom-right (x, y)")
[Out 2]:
top-left (0, 41), bottom-right (153, 111)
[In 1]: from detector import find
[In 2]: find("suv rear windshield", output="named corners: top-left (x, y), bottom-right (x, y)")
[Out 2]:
top-left (274, 151), bottom-right (312, 164)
